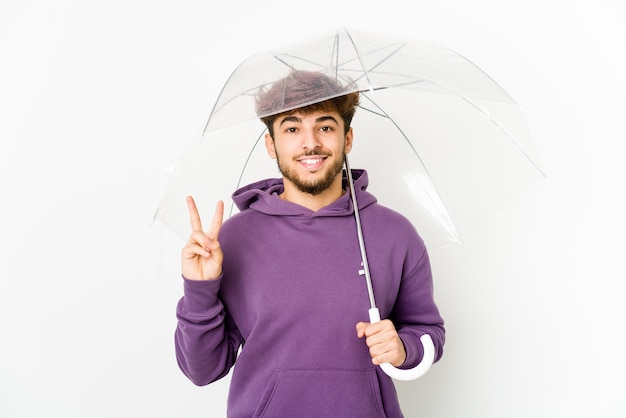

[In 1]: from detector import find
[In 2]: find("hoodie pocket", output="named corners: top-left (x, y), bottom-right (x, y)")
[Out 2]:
top-left (253, 368), bottom-right (387, 418)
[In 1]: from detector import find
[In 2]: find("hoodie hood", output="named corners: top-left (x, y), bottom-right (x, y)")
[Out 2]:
top-left (232, 169), bottom-right (377, 217)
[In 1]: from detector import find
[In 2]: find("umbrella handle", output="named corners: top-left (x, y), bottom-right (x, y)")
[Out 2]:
top-left (368, 308), bottom-right (435, 381)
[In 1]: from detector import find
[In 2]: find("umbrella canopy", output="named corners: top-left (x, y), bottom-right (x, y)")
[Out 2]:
top-left (155, 27), bottom-right (543, 247)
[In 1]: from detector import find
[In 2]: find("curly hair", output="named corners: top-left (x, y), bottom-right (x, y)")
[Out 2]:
top-left (256, 70), bottom-right (360, 137)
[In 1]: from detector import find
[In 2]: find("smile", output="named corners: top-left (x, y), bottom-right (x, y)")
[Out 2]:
top-left (298, 156), bottom-right (327, 170)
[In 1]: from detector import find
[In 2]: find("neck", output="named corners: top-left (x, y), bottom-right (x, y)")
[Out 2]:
top-left (280, 175), bottom-right (345, 211)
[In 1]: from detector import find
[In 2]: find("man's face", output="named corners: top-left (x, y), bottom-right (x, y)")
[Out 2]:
top-left (265, 110), bottom-right (353, 195)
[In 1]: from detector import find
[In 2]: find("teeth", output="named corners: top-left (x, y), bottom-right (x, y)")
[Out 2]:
top-left (301, 158), bottom-right (323, 164)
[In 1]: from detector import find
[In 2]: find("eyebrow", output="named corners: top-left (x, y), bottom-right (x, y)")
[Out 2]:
top-left (278, 115), bottom-right (339, 127)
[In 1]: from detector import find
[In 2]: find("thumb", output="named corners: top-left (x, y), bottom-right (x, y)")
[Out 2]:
top-left (356, 322), bottom-right (370, 338)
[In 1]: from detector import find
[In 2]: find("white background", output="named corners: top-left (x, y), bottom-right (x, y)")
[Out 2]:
top-left (1, 0), bottom-right (624, 417)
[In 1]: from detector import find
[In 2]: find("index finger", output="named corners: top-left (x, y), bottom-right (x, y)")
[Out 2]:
top-left (186, 195), bottom-right (203, 232)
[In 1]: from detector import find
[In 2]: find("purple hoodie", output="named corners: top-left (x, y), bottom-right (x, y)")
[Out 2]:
top-left (175, 170), bottom-right (445, 417)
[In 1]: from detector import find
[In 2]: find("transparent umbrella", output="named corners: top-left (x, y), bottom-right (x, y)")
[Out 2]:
top-left (154, 27), bottom-right (544, 380)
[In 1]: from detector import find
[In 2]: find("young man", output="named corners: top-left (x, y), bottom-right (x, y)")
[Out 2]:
top-left (176, 70), bottom-right (445, 417)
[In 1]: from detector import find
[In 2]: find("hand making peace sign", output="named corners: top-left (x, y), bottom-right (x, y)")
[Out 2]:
top-left (181, 196), bottom-right (224, 281)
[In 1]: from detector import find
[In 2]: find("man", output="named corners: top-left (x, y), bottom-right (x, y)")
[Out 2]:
top-left (176, 70), bottom-right (445, 417)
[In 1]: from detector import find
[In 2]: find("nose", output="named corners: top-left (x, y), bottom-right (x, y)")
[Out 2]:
top-left (301, 127), bottom-right (321, 150)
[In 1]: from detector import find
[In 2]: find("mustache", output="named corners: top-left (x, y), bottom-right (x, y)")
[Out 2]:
top-left (296, 150), bottom-right (331, 158)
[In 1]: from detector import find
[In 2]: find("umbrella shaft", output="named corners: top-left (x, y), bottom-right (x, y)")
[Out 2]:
top-left (344, 156), bottom-right (377, 310)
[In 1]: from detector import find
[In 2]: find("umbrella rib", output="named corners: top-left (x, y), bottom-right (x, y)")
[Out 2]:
top-left (272, 52), bottom-right (370, 88)
top-left (273, 32), bottom-right (413, 89)
top-left (340, 30), bottom-right (411, 88)
top-left (360, 97), bottom-right (431, 178)
top-left (273, 54), bottom-right (325, 71)
top-left (358, 44), bottom-right (406, 79)
top-left (359, 93), bottom-right (461, 241)
top-left (333, 33), bottom-right (340, 82)
top-left (229, 127), bottom-right (269, 217)
top-left (458, 97), bottom-right (546, 176)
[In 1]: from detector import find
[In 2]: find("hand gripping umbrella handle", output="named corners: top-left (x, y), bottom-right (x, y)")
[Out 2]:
top-left (344, 156), bottom-right (435, 381)
top-left (368, 308), bottom-right (435, 381)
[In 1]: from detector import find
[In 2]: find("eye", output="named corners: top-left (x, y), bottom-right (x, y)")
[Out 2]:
top-left (320, 125), bottom-right (335, 132)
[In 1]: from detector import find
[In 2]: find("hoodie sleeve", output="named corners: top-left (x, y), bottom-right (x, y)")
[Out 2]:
top-left (392, 246), bottom-right (446, 369)
top-left (175, 275), bottom-right (242, 385)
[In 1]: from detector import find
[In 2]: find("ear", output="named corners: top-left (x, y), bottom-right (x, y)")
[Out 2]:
top-left (344, 127), bottom-right (354, 154)
top-left (265, 133), bottom-right (277, 159)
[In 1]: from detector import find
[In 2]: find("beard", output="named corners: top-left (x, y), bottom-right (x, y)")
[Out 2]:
top-left (276, 150), bottom-right (345, 195)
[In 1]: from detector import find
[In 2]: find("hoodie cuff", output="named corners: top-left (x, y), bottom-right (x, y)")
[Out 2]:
top-left (399, 332), bottom-right (424, 369)
top-left (180, 274), bottom-right (223, 313)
